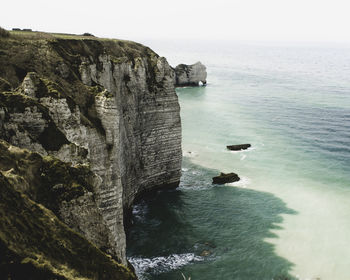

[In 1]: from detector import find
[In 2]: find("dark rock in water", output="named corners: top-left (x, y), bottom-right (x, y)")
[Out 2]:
top-left (226, 144), bottom-right (251, 151)
top-left (212, 172), bottom-right (240, 184)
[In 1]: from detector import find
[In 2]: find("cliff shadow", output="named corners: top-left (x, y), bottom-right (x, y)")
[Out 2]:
top-left (126, 158), bottom-right (298, 280)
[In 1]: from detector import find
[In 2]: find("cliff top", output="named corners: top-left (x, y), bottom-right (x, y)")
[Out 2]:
top-left (0, 29), bottom-right (159, 88)
top-left (8, 29), bottom-right (141, 45)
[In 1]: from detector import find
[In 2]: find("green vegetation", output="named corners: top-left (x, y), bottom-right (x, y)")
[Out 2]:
top-left (0, 140), bottom-right (90, 214)
top-left (0, 91), bottom-right (70, 151)
top-left (0, 140), bottom-right (137, 279)
top-left (0, 171), bottom-right (136, 280)
top-left (0, 31), bottom-right (160, 136)
top-left (0, 90), bottom-right (45, 113)
top-left (88, 85), bottom-right (114, 98)
top-left (0, 27), bottom-right (10, 38)
top-left (0, 77), bottom-right (12, 92)
top-left (0, 29), bottom-right (161, 95)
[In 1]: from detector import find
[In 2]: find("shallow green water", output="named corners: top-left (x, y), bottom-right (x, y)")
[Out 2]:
top-left (127, 41), bottom-right (350, 279)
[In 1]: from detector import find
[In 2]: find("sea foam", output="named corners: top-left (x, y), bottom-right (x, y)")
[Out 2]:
top-left (128, 253), bottom-right (203, 279)
top-left (226, 176), bottom-right (251, 188)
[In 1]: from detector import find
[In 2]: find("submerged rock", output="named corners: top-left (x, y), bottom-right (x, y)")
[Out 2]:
top-left (174, 61), bottom-right (207, 87)
top-left (227, 144), bottom-right (251, 151)
top-left (212, 172), bottom-right (240, 184)
top-left (200, 250), bottom-right (212, 257)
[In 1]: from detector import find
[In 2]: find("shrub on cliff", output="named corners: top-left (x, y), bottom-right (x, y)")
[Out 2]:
top-left (82, 32), bottom-right (94, 37)
top-left (0, 27), bottom-right (10, 38)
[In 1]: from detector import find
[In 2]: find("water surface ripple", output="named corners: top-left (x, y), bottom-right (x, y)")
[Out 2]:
top-left (127, 41), bottom-right (350, 280)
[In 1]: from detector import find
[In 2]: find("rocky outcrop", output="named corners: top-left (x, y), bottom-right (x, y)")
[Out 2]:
top-left (174, 61), bottom-right (207, 86)
top-left (227, 144), bottom-right (251, 151)
top-left (0, 140), bottom-right (113, 255)
top-left (212, 172), bottom-right (240, 184)
top-left (0, 34), bottom-right (182, 269)
top-left (0, 140), bottom-right (136, 280)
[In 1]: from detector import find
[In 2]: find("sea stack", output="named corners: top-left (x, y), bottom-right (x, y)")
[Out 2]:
top-left (174, 61), bottom-right (207, 86)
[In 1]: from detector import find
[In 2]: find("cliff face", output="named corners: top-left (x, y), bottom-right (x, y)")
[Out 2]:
top-left (0, 140), bottom-right (136, 280)
top-left (0, 33), bottom-right (182, 267)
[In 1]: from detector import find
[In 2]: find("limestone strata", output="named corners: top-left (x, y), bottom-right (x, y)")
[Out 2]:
top-left (174, 61), bottom-right (207, 86)
top-left (0, 36), bottom-right (182, 265)
top-left (0, 139), bottom-right (114, 261)
top-left (0, 142), bottom-right (136, 280)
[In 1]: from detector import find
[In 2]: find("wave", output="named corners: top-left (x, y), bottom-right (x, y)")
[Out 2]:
top-left (132, 203), bottom-right (148, 221)
top-left (229, 146), bottom-right (257, 154)
top-left (128, 253), bottom-right (203, 279)
top-left (226, 176), bottom-right (251, 188)
top-left (183, 151), bottom-right (198, 158)
top-left (179, 184), bottom-right (213, 191)
top-left (240, 154), bottom-right (247, 161)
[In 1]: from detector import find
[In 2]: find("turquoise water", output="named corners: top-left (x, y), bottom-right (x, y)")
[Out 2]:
top-left (127, 41), bottom-right (350, 279)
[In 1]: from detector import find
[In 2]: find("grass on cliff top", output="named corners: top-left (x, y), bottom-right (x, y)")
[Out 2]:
top-left (1, 29), bottom-right (158, 83)
top-left (0, 27), bottom-right (10, 38)
top-left (9, 30), bottom-right (97, 40)
top-left (0, 27), bottom-right (162, 135)
top-left (6, 29), bottom-right (157, 66)
top-left (8, 29), bottom-right (146, 47)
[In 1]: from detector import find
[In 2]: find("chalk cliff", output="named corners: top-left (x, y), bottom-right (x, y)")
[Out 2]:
top-left (0, 140), bottom-right (136, 280)
top-left (0, 31), bottom-right (182, 275)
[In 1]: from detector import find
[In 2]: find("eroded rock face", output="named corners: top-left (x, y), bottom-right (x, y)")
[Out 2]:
top-left (0, 141), bottom-right (136, 279)
top-left (0, 140), bottom-right (113, 258)
top-left (0, 37), bottom-right (182, 265)
top-left (174, 61), bottom-right (207, 86)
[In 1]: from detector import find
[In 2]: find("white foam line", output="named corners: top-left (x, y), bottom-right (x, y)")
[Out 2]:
top-left (183, 151), bottom-right (198, 158)
top-left (226, 176), bottom-right (251, 188)
top-left (128, 253), bottom-right (203, 279)
top-left (179, 184), bottom-right (213, 191)
top-left (229, 147), bottom-right (257, 154)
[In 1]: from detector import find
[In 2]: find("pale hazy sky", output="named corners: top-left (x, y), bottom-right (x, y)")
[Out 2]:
top-left (2, 0), bottom-right (350, 42)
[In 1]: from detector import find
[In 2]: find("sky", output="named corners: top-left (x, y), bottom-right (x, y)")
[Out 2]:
top-left (2, 0), bottom-right (350, 43)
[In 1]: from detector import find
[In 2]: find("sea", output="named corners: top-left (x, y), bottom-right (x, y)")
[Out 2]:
top-left (126, 39), bottom-right (350, 280)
